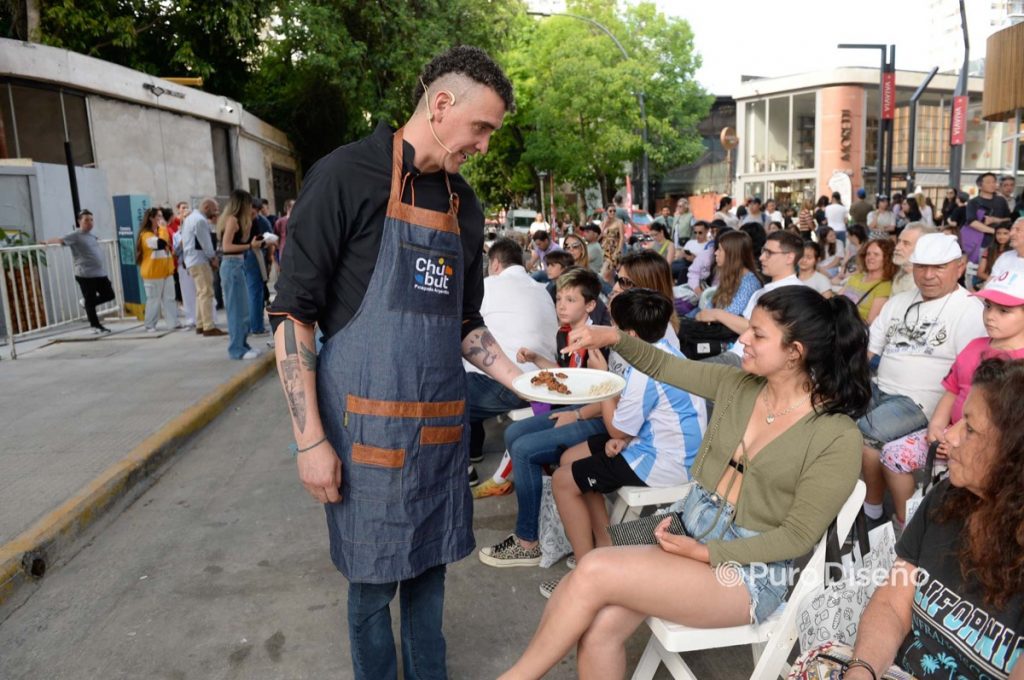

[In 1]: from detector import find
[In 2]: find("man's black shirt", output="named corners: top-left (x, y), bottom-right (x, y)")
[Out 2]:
top-left (270, 122), bottom-right (485, 340)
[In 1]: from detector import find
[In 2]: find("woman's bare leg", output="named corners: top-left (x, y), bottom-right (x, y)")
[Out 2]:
top-left (586, 492), bottom-right (611, 549)
top-left (498, 545), bottom-right (751, 680)
top-left (577, 604), bottom-right (646, 680)
top-left (882, 466), bottom-right (917, 523)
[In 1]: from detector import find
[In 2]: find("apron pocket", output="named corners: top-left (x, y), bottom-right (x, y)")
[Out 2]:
top-left (420, 424), bottom-right (463, 446)
top-left (352, 443), bottom-right (405, 468)
top-left (389, 241), bottom-right (460, 317)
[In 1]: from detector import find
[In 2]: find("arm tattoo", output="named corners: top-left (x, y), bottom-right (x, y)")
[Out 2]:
top-left (464, 329), bottom-right (499, 368)
top-left (299, 342), bottom-right (317, 371)
top-left (281, 319), bottom-right (307, 433)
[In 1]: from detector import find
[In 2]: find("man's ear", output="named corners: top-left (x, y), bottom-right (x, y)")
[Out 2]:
top-left (585, 299), bottom-right (597, 314)
top-left (625, 329), bottom-right (639, 338)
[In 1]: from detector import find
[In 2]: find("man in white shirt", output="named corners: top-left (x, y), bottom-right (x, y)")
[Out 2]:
top-left (989, 217), bottom-right (1024, 279)
top-left (180, 197), bottom-right (225, 336)
top-left (890, 222), bottom-right (935, 296)
top-left (824, 191), bottom-right (850, 242)
top-left (859, 234), bottom-right (985, 521)
top-left (699, 230), bottom-right (807, 366)
top-left (529, 212), bottom-right (551, 236)
top-left (465, 238), bottom-right (558, 478)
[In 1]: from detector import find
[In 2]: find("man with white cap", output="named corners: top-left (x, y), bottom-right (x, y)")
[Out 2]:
top-left (858, 233), bottom-right (986, 523)
top-left (890, 222), bottom-right (936, 296)
top-left (988, 216), bottom-right (1024, 280)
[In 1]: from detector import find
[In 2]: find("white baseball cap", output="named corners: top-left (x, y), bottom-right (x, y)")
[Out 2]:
top-left (974, 269), bottom-right (1024, 307)
top-left (909, 233), bottom-right (962, 265)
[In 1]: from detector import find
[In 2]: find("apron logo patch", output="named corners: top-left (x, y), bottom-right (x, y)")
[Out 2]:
top-left (414, 256), bottom-right (453, 295)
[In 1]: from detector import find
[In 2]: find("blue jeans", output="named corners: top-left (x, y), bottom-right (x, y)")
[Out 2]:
top-left (531, 270), bottom-right (549, 283)
top-left (243, 250), bottom-right (266, 333)
top-left (348, 564), bottom-right (447, 680)
top-left (857, 383), bottom-right (929, 449)
top-left (219, 256), bottom-right (250, 359)
top-left (467, 372), bottom-right (527, 459)
top-left (506, 409), bottom-right (607, 541)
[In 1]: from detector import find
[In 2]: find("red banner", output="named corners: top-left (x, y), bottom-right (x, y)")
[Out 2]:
top-left (881, 72), bottom-right (896, 120)
top-left (950, 95), bottom-right (969, 146)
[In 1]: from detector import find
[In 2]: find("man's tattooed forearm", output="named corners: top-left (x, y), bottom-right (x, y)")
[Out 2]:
top-left (281, 319), bottom-right (307, 432)
top-left (299, 342), bottom-right (317, 371)
top-left (465, 329), bottom-right (499, 368)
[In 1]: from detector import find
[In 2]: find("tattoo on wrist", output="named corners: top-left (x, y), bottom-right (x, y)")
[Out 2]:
top-left (281, 319), bottom-right (308, 433)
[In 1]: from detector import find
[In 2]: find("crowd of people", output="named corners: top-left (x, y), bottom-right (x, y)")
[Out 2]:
top-left (468, 181), bottom-right (1024, 680)
top-left (51, 193), bottom-right (296, 360)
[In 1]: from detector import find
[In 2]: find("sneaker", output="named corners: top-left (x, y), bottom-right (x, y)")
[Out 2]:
top-left (468, 466), bottom-right (480, 487)
top-left (241, 349), bottom-right (260, 360)
top-left (145, 327), bottom-right (158, 333)
top-left (469, 451), bottom-right (485, 464)
top-left (539, 575), bottom-right (564, 599)
top-left (196, 328), bottom-right (204, 335)
top-left (566, 554), bottom-right (576, 570)
top-left (203, 328), bottom-right (227, 337)
top-left (251, 330), bottom-right (270, 337)
top-left (472, 478), bottom-right (513, 500)
top-left (92, 325), bottom-right (111, 334)
top-left (478, 534), bottom-right (541, 568)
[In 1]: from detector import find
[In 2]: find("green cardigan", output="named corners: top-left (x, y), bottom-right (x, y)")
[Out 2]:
top-left (612, 332), bottom-right (863, 566)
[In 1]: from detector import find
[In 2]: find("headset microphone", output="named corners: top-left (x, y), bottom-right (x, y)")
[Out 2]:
top-left (420, 77), bottom-right (457, 156)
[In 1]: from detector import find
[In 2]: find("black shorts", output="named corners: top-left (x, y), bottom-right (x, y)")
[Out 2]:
top-left (570, 434), bottom-right (645, 494)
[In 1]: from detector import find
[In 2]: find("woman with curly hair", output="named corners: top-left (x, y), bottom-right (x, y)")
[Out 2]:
top-left (840, 238), bottom-right (897, 323)
top-left (845, 357), bottom-right (1024, 680)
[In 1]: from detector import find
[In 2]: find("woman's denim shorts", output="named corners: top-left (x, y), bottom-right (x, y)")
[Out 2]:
top-left (676, 484), bottom-right (792, 624)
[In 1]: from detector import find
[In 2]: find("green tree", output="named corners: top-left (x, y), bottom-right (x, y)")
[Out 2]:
top-left (476, 0), bottom-right (710, 211)
top-left (246, 0), bottom-right (525, 172)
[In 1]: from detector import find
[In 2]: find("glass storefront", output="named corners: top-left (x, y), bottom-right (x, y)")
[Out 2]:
top-left (745, 92), bottom-right (816, 175)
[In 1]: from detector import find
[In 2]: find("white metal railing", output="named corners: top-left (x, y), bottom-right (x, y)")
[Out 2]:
top-left (0, 239), bottom-right (125, 359)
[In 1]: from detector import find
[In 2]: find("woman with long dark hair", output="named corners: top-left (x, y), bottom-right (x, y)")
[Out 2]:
top-left (136, 207), bottom-right (178, 331)
top-left (216, 189), bottom-right (263, 360)
top-left (844, 358), bottom-right (1024, 680)
top-left (502, 287), bottom-right (872, 679)
top-left (695, 230), bottom-right (762, 318)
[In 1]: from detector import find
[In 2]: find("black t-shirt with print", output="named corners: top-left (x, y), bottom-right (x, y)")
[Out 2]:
top-left (894, 479), bottom-right (1022, 679)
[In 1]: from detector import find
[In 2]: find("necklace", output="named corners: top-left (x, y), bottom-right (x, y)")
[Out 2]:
top-left (762, 387), bottom-right (810, 424)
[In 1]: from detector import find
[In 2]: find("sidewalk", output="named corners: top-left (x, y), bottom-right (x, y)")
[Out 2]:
top-left (0, 313), bottom-right (275, 607)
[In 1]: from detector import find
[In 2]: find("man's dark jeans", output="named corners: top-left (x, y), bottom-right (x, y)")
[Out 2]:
top-left (75, 276), bottom-right (115, 328)
top-left (467, 372), bottom-right (527, 459)
top-left (348, 564), bottom-right (447, 680)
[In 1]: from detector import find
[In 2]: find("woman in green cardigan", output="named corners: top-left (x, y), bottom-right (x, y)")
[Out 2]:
top-left (501, 287), bottom-right (873, 680)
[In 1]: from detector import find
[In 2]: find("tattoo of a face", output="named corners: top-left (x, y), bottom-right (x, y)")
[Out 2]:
top-left (281, 320), bottom-right (307, 433)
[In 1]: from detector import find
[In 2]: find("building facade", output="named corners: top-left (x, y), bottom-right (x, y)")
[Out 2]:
top-left (0, 38), bottom-right (300, 243)
top-left (733, 67), bottom-right (1018, 207)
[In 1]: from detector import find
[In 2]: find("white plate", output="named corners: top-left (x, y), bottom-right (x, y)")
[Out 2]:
top-left (512, 368), bottom-right (626, 405)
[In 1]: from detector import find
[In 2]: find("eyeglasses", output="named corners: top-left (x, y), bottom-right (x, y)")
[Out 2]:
top-left (614, 274), bottom-right (636, 289)
top-left (566, 243), bottom-right (584, 250)
top-left (761, 248), bottom-right (786, 258)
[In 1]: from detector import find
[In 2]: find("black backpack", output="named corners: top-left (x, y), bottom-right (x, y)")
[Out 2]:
top-left (677, 317), bottom-right (739, 360)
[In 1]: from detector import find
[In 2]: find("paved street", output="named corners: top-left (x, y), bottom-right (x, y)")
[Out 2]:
top-left (0, 374), bottom-right (747, 679)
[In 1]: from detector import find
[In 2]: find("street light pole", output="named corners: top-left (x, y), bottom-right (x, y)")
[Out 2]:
top-left (528, 11), bottom-right (649, 211)
top-left (906, 67), bottom-right (939, 196)
top-left (537, 170), bottom-right (548, 218)
top-left (838, 43), bottom-right (888, 195)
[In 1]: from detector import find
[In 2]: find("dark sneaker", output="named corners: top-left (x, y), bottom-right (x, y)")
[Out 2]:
top-left (92, 325), bottom-right (111, 334)
top-left (468, 465), bottom-right (480, 487)
top-left (539, 575), bottom-right (564, 599)
top-left (469, 452), bottom-right (485, 463)
top-left (478, 534), bottom-right (541, 568)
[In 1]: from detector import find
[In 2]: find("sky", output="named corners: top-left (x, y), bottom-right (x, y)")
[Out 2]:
top-left (528, 0), bottom-right (998, 94)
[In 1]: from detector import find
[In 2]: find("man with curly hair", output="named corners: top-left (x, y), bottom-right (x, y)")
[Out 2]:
top-left (269, 46), bottom-right (520, 679)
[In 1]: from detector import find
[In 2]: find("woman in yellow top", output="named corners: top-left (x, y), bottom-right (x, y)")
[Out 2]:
top-left (840, 238), bottom-right (896, 324)
top-left (136, 207), bottom-right (178, 332)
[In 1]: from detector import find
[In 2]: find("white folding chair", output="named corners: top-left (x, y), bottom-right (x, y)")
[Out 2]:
top-left (608, 483), bottom-right (694, 524)
top-left (630, 480), bottom-right (867, 680)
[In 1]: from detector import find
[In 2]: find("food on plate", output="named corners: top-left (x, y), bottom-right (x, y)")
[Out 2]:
top-left (587, 379), bottom-right (618, 397)
top-left (529, 370), bottom-right (571, 394)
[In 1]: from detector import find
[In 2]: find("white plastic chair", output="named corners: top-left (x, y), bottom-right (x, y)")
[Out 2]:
top-left (608, 482), bottom-right (694, 524)
top-left (630, 480), bottom-right (867, 680)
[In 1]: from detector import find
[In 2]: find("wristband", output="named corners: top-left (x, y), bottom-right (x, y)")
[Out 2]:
top-left (844, 659), bottom-right (877, 680)
top-left (293, 436), bottom-right (327, 455)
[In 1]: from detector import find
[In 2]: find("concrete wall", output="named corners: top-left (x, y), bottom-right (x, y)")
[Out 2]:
top-left (89, 97), bottom-right (217, 206)
top-left (0, 163), bottom-right (112, 242)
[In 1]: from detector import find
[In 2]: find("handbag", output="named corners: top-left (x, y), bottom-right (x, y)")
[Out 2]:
top-left (788, 641), bottom-right (917, 680)
top-left (677, 316), bottom-right (739, 360)
top-left (608, 512), bottom-right (685, 546)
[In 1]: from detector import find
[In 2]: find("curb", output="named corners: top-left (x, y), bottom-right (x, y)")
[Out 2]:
top-left (0, 352), bottom-right (276, 611)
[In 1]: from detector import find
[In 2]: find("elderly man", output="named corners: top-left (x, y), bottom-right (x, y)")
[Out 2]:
top-left (859, 234), bottom-right (985, 523)
top-left (469, 237), bottom-right (558, 497)
top-left (43, 209), bottom-right (115, 334)
top-left (180, 197), bottom-right (224, 336)
top-left (890, 222), bottom-right (936, 296)
top-left (990, 216), bottom-right (1024, 279)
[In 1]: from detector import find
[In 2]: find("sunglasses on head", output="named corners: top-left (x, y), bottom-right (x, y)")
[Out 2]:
top-left (614, 274), bottom-right (635, 288)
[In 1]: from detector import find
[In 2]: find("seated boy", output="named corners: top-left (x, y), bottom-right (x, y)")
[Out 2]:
top-left (545, 288), bottom-right (707, 593)
top-left (544, 250), bottom-right (576, 303)
top-left (478, 268), bottom-right (611, 563)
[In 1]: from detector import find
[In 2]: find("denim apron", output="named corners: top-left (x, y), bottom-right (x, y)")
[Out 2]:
top-left (317, 128), bottom-right (473, 584)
